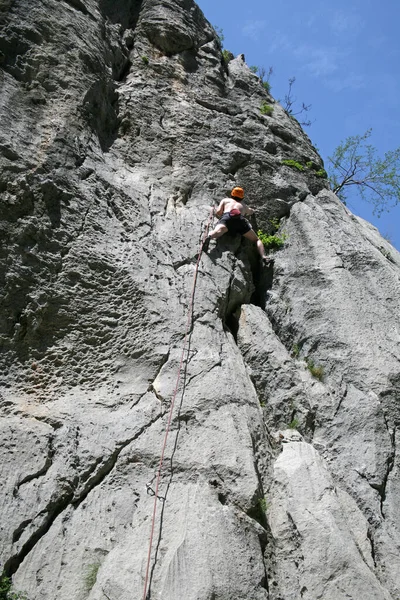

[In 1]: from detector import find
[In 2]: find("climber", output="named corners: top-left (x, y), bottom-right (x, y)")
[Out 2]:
top-left (203, 187), bottom-right (272, 266)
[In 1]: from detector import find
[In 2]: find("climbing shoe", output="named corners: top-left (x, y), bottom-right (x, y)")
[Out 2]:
top-left (202, 235), bottom-right (211, 253)
top-left (262, 256), bottom-right (274, 267)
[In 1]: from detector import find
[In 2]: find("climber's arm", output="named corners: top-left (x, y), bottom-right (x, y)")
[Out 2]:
top-left (215, 199), bottom-right (226, 218)
top-left (245, 204), bottom-right (255, 216)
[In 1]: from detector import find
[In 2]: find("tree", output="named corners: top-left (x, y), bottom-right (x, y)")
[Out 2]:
top-left (282, 76), bottom-right (312, 127)
top-left (249, 65), bottom-right (273, 92)
top-left (214, 25), bottom-right (224, 47)
top-left (328, 129), bottom-right (400, 214)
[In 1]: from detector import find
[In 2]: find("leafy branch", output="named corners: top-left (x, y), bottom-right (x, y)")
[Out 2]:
top-left (250, 65), bottom-right (273, 92)
top-left (282, 77), bottom-right (312, 127)
top-left (214, 25), bottom-right (224, 47)
top-left (0, 574), bottom-right (28, 600)
top-left (328, 129), bottom-right (400, 214)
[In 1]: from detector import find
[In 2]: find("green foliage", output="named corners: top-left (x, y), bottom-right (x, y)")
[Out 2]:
top-left (260, 102), bottom-right (273, 116)
top-left (306, 161), bottom-right (328, 178)
top-left (250, 65), bottom-right (273, 93)
top-left (292, 343), bottom-right (300, 358)
top-left (259, 400), bottom-right (266, 408)
top-left (214, 25), bottom-right (224, 46)
top-left (282, 159), bottom-right (327, 179)
top-left (222, 49), bottom-right (234, 64)
top-left (282, 159), bottom-right (304, 171)
top-left (269, 217), bottom-right (280, 231)
top-left (257, 229), bottom-right (287, 250)
top-left (0, 575), bottom-right (10, 600)
top-left (141, 56), bottom-right (149, 65)
top-left (259, 497), bottom-right (270, 513)
top-left (84, 563), bottom-right (100, 593)
top-left (288, 417), bottom-right (300, 429)
top-left (0, 575), bottom-right (28, 600)
top-left (305, 358), bottom-right (324, 381)
top-left (258, 218), bottom-right (287, 250)
top-left (327, 129), bottom-right (400, 214)
top-left (248, 495), bottom-right (269, 526)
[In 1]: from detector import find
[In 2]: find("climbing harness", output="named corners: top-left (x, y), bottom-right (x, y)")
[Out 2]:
top-left (141, 207), bottom-right (214, 600)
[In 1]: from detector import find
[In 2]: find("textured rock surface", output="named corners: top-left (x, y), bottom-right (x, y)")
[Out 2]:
top-left (1, 1), bottom-right (400, 599)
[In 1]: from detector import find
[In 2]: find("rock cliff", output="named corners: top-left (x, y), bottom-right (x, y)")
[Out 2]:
top-left (1, 1), bottom-right (400, 599)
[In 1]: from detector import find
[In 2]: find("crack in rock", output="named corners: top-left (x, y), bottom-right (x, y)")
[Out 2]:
top-left (14, 434), bottom-right (55, 493)
top-left (4, 411), bottom-right (163, 578)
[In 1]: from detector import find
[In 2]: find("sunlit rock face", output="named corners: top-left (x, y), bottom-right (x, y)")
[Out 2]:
top-left (1, 1), bottom-right (400, 599)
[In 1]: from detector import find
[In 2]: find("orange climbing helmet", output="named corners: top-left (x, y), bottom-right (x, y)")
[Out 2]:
top-left (231, 186), bottom-right (244, 199)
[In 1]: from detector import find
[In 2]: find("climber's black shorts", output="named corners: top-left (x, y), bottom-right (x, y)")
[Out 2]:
top-left (218, 212), bottom-right (252, 236)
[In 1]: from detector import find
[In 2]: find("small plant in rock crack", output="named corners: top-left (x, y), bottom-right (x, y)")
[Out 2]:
top-left (292, 343), bottom-right (300, 358)
top-left (0, 574), bottom-right (29, 600)
top-left (248, 495), bottom-right (269, 526)
top-left (222, 49), bottom-right (234, 64)
top-left (306, 161), bottom-right (328, 178)
top-left (305, 358), bottom-right (324, 381)
top-left (288, 417), bottom-right (300, 429)
top-left (282, 159), bottom-right (304, 171)
top-left (141, 55), bottom-right (149, 65)
top-left (257, 229), bottom-right (287, 251)
top-left (269, 217), bottom-right (281, 231)
top-left (259, 496), bottom-right (270, 513)
top-left (250, 65), bottom-right (273, 93)
top-left (84, 563), bottom-right (101, 593)
top-left (260, 101), bottom-right (273, 116)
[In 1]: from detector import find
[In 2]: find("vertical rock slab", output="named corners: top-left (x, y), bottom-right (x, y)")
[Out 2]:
top-left (263, 192), bottom-right (400, 598)
top-left (1, 0), bottom-right (400, 599)
top-left (269, 437), bottom-right (392, 600)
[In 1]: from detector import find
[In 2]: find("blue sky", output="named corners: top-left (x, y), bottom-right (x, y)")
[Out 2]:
top-left (196, 0), bottom-right (400, 249)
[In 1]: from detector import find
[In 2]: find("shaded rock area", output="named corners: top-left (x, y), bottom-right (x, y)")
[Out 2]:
top-left (0, 1), bottom-right (399, 599)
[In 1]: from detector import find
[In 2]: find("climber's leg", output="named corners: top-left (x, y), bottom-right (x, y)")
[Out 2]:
top-left (203, 224), bottom-right (228, 252)
top-left (209, 224), bottom-right (228, 239)
top-left (243, 229), bottom-right (272, 265)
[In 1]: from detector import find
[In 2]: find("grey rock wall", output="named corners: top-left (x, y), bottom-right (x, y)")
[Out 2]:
top-left (1, 0), bottom-right (399, 599)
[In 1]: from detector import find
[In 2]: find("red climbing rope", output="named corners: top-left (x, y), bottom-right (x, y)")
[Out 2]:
top-left (141, 208), bottom-right (214, 600)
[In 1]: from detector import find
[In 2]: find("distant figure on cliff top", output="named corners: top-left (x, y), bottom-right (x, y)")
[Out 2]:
top-left (203, 187), bottom-right (272, 266)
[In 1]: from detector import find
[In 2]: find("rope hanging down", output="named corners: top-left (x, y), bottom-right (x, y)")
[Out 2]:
top-left (141, 208), bottom-right (214, 600)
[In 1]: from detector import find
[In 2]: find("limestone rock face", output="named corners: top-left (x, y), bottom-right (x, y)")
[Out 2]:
top-left (1, 1), bottom-right (399, 599)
